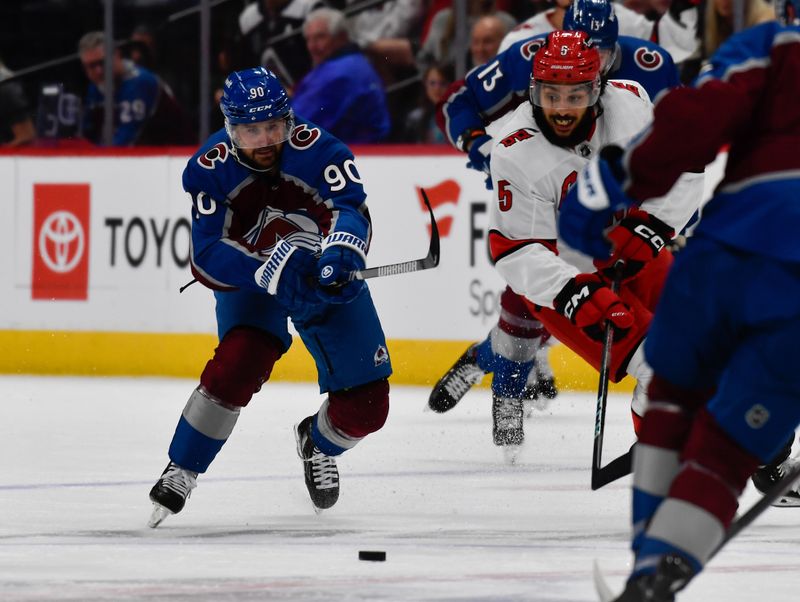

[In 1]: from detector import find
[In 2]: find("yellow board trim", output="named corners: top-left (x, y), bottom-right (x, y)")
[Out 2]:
top-left (0, 330), bottom-right (634, 392)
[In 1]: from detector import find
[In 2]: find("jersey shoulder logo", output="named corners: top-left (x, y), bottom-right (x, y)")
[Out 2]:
top-left (197, 142), bottom-right (230, 170)
top-left (633, 47), bottom-right (664, 72)
top-left (500, 128), bottom-right (535, 147)
top-left (520, 38), bottom-right (546, 62)
top-left (289, 123), bottom-right (321, 150)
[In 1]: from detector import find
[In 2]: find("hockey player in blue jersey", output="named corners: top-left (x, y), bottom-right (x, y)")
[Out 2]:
top-left (559, 9), bottom-right (800, 600)
top-left (428, 0), bottom-right (680, 445)
top-left (147, 67), bottom-right (392, 526)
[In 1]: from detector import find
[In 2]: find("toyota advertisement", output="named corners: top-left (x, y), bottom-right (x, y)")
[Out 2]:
top-left (2, 150), bottom-right (506, 341)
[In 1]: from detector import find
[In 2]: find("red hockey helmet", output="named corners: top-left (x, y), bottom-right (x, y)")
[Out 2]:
top-left (531, 30), bottom-right (602, 110)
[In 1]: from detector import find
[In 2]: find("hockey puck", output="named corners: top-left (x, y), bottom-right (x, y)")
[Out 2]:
top-left (358, 550), bottom-right (386, 561)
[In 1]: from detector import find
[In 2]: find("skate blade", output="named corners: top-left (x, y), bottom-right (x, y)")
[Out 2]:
top-left (147, 503), bottom-right (174, 528)
top-left (593, 559), bottom-right (617, 602)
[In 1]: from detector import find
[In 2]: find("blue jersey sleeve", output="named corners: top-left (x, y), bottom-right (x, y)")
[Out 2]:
top-left (439, 36), bottom-right (546, 149)
top-left (298, 131), bottom-right (371, 245)
top-left (183, 144), bottom-right (267, 292)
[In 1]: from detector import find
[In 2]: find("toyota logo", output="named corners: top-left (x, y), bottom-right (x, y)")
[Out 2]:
top-left (38, 210), bottom-right (85, 273)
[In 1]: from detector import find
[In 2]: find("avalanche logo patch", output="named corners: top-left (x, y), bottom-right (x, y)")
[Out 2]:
top-left (745, 404), bottom-right (770, 429)
top-left (634, 47), bottom-right (664, 72)
top-left (373, 345), bottom-right (389, 367)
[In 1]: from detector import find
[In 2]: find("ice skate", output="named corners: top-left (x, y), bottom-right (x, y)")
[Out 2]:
top-left (492, 394), bottom-right (524, 464)
top-left (295, 416), bottom-right (340, 513)
top-left (612, 554), bottom-right (695, 602)
top-left (752, 456), bottom-right (800, 507)
top-left (428, 343), bottom-right (486, 413)
top-left (147, 462), bottom-right (197, 528)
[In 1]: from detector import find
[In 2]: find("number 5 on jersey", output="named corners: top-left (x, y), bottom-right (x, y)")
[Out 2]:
top-left (497, 179), bottom-right (513, 211)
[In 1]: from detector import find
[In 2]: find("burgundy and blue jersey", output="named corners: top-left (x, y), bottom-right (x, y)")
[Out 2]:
top-left (625, 22), bottom-right (800, 263)
top-left (438, 34), bottom-right (679, 150)
top-left (183, 117), bottom-right (371, 292)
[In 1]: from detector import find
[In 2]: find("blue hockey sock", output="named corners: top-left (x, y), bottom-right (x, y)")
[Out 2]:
top-left (491, 355), bottom-right (534, 398)
top-left (473, 335), bottom-right (496, 373)
top-left (168, 416), bottom-right (227, 473)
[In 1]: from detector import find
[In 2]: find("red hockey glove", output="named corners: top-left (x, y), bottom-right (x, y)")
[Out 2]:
top-left (553, 274), bottom-right (634, 341)
top-left (595, 207), bottom-right (674, 281)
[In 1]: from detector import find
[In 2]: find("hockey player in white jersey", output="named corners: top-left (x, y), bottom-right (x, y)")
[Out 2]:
top-left (484, 30), bottom-right (702, 457)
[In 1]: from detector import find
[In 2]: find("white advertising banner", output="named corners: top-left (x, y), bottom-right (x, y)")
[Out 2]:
top-left (1, 148), bottom-right (725, 342)
top-left (2, 149), bottom-right (504, 341)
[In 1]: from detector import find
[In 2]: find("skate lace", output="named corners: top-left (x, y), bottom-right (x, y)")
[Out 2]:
top-left (161, 464), bottom-right (197, 497)
top-left (443, 360), bottom-right (484, 400)
top-left (309, 448), bottom-right (339, 490)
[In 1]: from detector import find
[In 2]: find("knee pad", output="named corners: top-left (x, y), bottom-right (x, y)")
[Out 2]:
top-left (327, 378), bottom-right (390, 438)
top-left (199, 326), bottom-right (283, 407)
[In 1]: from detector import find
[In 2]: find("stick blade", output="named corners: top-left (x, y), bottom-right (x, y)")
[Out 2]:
top-left (418, 187), bottom-right (440, 268)
top-left (593, 560), bottom-right (617, 602)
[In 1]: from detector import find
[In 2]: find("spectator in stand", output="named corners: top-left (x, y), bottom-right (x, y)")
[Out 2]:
top-left (292, 8), bottom-right (391, 144)
top-left (418, 0), bottom-right (517, 69)
top-left (349, 0), bottom-right (426, 56)
top-left (78, 31), bottom-right (193, 146)
top-left (499, 0), bottom-right (699, 66)
top-left (403, 62), bottom-right (454, 143)
top-left (127, 24), bottom-right (159, 71)
top-left (470, 14), bottom-right (512, 64)
top-left (704, 0), bottom-right (775, 55)
top-left (678, 0), bottom-right (776, 84)
top-left (237, 0), bottom-right (324, 89)
top-left (0, 60), bottom-right (35, 147)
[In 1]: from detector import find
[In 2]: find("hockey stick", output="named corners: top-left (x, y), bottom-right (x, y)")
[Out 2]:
top-left (593, 457), bottom-right (800, 601)
top-left (715, 460), bottom-right (800, 557)
top-left (348, 187), bottom-right (440, 281)
top-left (180, 188), bottom-right (441, 293)
top-left (591, 271), bottom-right (626, 491)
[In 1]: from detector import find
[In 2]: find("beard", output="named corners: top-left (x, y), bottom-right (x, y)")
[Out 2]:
top-left (532, 101), bottom-right (603, 149)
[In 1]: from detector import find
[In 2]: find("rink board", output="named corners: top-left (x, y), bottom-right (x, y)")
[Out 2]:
top-left (0, 146), bottom-right (724, 388)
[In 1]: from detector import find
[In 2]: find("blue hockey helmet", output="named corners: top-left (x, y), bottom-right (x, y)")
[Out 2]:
top-left (563, 0), bottom-right (619, 72)
top-left (220, 67), bottom-right (294, 148)
top-left (777, 0), bottom-right (800, 24)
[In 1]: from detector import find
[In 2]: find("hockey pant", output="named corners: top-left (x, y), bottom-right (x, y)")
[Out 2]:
top-left (523, 250), bottom-right (673, 427)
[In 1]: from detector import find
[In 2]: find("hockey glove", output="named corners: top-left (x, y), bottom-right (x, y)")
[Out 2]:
top-left (553, 273), bottom-right (634, 341)
top-left (317, 233), bottom-right (367, 304)
top-left (558, 145), bottom-right (636, 259)
top-left (254, 239), bottom-right (319, 311)
top-left (595, 207), bottom-right (674, 281)
top-left (465, 133), bottom-right (493, 190)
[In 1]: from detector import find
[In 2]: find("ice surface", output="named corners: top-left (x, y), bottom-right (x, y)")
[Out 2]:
top-left (1, 376), bottom-right (798, 601)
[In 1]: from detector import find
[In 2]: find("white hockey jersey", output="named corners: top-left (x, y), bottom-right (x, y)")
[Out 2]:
top-left (488, 80), bottom-right (703, 309)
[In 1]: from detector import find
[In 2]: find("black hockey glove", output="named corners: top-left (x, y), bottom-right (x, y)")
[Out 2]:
top-left (553, 273), bottom-right (634, 342)
top-left (595, 207), bottom-right (674, 282)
